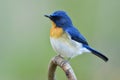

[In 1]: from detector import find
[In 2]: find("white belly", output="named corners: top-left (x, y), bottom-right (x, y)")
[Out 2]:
top-left (50, 33), bottom-right (90, 58)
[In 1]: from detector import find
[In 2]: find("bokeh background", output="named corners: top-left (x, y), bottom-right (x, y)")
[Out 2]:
top-left (0, 0), bottom-right (120, 80)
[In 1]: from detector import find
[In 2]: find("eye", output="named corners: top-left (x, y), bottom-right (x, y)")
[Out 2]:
top-left (54, 16), bottom-right (61, 20)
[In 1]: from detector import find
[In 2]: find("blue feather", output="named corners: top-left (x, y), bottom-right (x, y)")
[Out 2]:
top-left (65, 26), bottom-right (88, 45)
top-left (83, 45), bottom-right (108, 62)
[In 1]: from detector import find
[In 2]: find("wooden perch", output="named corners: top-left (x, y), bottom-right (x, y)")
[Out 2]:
top-left (48, 55), bottom-right (77, 80)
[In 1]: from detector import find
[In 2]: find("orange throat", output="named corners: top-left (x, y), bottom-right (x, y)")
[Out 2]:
top-left (50, 21), bottom-right (64, 38)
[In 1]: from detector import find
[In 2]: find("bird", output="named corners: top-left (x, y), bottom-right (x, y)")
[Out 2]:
top-left (44, 10), bottom-right (108, 62)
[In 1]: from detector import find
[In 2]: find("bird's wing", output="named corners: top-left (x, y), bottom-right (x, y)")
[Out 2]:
top-left (65, 27), bottom-right (88, 45)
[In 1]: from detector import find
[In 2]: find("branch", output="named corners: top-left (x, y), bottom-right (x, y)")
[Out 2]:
top-left (48, 55), bottom-right (77, 80)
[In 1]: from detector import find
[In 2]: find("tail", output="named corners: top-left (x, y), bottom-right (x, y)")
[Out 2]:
top-left (83, 45), bottom-right (108, 62)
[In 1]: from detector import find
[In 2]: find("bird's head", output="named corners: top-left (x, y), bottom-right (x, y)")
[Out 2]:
top-left (45, 11), bottom-right (73, 29)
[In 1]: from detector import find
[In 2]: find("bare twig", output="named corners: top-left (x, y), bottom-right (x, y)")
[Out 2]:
top-left (48, 55), bottom-right (77, 80)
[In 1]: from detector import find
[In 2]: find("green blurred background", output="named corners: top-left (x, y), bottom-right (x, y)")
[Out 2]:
top-left (0, 0), bottom-right (120, 80)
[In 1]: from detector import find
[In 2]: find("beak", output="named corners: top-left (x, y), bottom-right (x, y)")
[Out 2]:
top-left (44, 15), bottom-right (52, 19)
